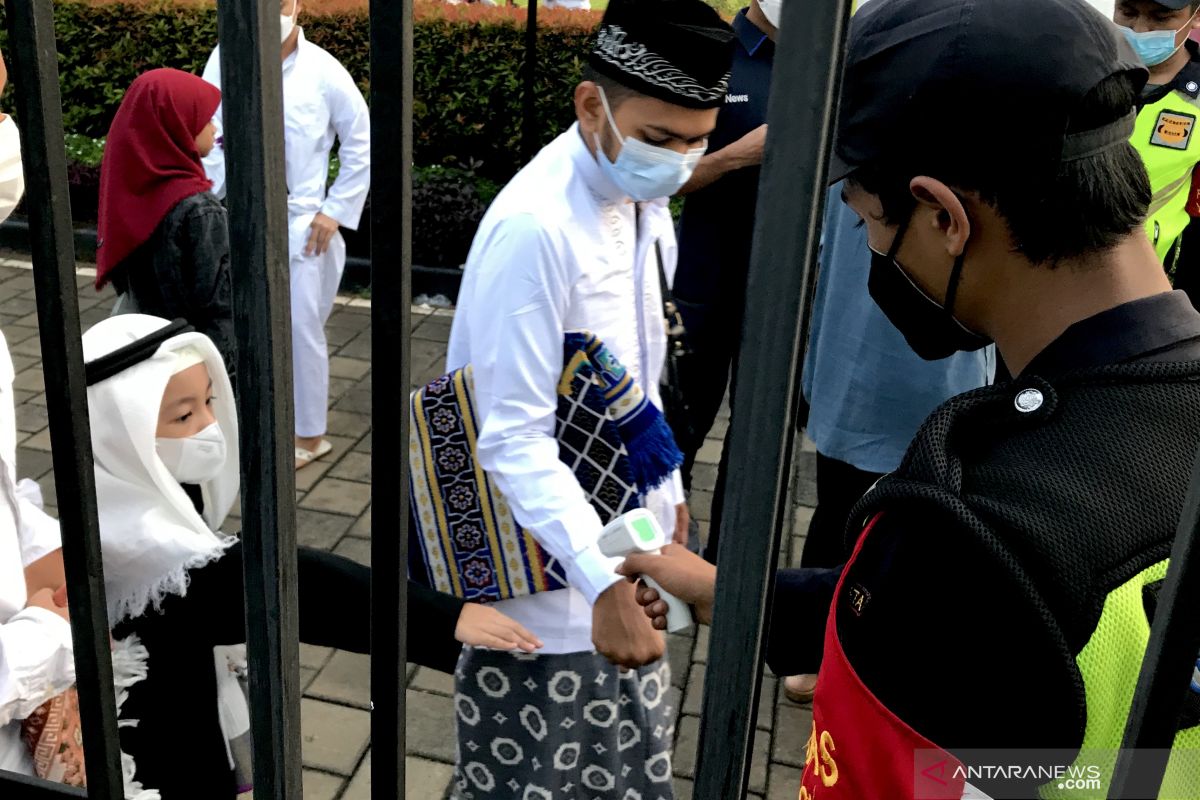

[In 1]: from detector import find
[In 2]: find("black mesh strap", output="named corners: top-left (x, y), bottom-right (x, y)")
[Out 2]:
top-left (85, 318), bottom-right (195, 386)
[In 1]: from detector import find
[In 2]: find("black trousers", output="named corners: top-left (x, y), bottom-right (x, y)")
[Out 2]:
top-left (114, 543), bottom-right (463, 799)
top-left (800, 453), bottom-right (885, 569)
top-left (671, 297), bottom-right (741, 564)
top-left (672, 298), bottom-right (811, 565)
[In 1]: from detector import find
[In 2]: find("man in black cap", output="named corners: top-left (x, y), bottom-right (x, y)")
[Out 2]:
top-left (622, 0), bottom-right (1200, 795)
top-left (445, 0), bottom-right (734, 796)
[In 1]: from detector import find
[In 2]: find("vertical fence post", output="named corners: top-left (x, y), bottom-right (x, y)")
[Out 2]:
top-left (213, 1), bottom-right (300, 798)
top-left (1110, 473), bottom-right (1200, 797)
top-left (369, 0), bottom-right (413, 794)
top-left (693, 1), bottom-right (851, 795)
top-left (3, 1), bottom-right (124, 797)
top-left (521, 0), bottom-right (538, 164)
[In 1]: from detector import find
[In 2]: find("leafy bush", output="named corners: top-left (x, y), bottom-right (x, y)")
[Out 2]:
top-left (411, 164), bottom-right (496, 267)
top-left (64, 133), bottom-right (107, 167)
top-left (0, 0), bottom-right (601, 181)
top-left (2, 0), bottom-right (709, 261)
top-left (45, 133), bottom-right (501, 267)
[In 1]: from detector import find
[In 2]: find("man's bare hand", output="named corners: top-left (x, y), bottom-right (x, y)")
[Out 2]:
top-left (592, 581), bottom-right (665, 669)
top-left (673, 503), bottom-right (690, 546)
top-left (26, 587), bottom-right (69, 624)
top-left (618, 544), bottom-right (717, 627)
top-left (305, 212), bottom-right (340, 257)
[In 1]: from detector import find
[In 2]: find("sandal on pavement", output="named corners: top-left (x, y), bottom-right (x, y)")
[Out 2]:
top-left (295, 439), bottom-right (333, 470)
top-left (783, 673), bottom-right (818, 705)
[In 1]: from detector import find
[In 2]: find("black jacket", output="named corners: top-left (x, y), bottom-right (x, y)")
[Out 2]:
top-left (109, 191), bottom-right (236, 388)
top-left (768, 292), bottom-right (1200, 755)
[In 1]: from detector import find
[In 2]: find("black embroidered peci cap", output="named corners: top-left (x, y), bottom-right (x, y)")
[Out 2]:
top-left (588, 0), bottom-right (737, 110)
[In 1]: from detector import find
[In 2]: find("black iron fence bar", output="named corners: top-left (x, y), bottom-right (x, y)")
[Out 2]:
top-left (521, 0), bottom-right (538, 164)
top-left (213, 0), bottom-right (300, 797)
top-left (3, 770), bottom-right (86, 798)
top-left (3, 0), bottom-right (124, 796)
top-left (693, 0), bottom-right (852, 796)
top-left (368, 0), bottom-right (414, 793)
top-left (1110, 458), bottom-right (1200, 798)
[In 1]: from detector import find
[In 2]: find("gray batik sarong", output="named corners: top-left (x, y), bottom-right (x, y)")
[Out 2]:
top-left (451, 648), bottom-right (676, 800)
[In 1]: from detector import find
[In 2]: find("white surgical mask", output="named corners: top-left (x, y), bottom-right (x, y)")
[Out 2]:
top-left (157, 421), bottom-right (228, 485)
top-left (593, 86), bottom-right (705, 202)
top-left (0, 119), bottom-right (25, 226)
top-left (758, 0), bottom-right (782, 28)
top-left (280, 5), bottom-right (297, 44)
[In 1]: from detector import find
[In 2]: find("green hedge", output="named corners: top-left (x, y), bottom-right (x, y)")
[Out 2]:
top-left (0, 0), bottom-right (601, 181)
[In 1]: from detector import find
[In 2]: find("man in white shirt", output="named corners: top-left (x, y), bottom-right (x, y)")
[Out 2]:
top-left (0, 78), bottom-right (75, 771)
top-left (446, 1), bottom-right (734, 796)
top-left (201, 0), bottom-right (371, 469)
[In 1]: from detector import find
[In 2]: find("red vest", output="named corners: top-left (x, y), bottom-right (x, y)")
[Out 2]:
top-left (798, 514), bottom-right (967, 800)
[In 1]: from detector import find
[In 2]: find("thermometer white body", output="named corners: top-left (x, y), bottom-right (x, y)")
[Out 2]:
top-left (598, 508), bottom-right (692, 633)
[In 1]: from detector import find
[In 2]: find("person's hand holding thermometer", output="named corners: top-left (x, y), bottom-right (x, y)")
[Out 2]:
top-left (600, 509), bottom-right (693, 633)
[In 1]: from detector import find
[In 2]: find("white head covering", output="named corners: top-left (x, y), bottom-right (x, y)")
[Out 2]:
top-left (0, 117), bottom-right (25, 226)
top-left (82, 314), bottom-right (239, 624)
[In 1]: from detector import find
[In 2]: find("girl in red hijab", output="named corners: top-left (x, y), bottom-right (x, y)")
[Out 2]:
top-left (96, 69), bottom-right (236, 386)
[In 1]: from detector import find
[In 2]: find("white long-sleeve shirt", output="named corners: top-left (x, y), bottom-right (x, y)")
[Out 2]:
top-left (0, 329), bottom-right (74, 774)
top-left (447, 124), bottom-right (685, 653)
top-left (201, 30), bottom-right (371, 256)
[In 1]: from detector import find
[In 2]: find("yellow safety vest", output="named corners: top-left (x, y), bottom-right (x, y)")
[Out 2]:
top-left (1039, 558), bottom-right (1200, 799)
top-left (1132, 84), bottom-right (1200, 266)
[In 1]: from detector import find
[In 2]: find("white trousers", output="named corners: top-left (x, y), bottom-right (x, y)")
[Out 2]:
top-left (290, 218), bottom-right (346, 438)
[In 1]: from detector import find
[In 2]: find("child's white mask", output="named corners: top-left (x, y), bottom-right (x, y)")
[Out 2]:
top-left (156, 421), bottom-right (227, 485)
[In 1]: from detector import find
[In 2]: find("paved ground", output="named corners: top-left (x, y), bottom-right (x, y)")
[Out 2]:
top-left (0, 258), bottom-right (818, 799)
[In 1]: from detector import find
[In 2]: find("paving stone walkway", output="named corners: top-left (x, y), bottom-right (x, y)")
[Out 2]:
top-left (0, 257), bottom-right (818, 800)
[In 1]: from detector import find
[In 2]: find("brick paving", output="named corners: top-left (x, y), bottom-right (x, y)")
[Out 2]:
top-left (0, 257), bottom-right (818, 799)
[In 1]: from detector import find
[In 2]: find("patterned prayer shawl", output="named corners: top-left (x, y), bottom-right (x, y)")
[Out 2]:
top-left (409, 331), bottom-right (682, 602)
top-left (22, 636), bottom-right (159, 799)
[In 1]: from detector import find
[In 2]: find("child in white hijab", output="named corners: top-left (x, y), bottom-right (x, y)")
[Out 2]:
top-left (82, 314), bottom-right (540, 798)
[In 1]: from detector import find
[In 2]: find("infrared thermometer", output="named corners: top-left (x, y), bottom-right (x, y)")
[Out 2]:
top-left (598, 509), bottom-right (693, 633)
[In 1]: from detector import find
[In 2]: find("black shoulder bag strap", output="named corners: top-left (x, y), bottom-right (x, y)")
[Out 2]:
top-left (640, 205), bottom-right (695, 443)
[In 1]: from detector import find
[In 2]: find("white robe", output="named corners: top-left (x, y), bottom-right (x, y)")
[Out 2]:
top-left (0, 329), bottom-right (75, 775)
top-left (447, 124), bottom-right (685, 654)
top-left (201, 30), bottom-right (371, 438)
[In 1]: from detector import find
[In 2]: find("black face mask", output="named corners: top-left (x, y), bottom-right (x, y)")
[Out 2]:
top-left (867, 214), bottom-right (992, 361)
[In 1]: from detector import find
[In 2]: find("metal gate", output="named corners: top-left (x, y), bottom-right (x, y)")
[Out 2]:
top-left (1, 0), bottom-right (1197, 798)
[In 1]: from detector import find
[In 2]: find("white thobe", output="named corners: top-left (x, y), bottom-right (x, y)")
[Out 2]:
top-left (447, 124), bottom-right (686, 654)
top-left (0, 330), bottom-right (74, 774)
top-left (202, 30), bottom-right (371, 437)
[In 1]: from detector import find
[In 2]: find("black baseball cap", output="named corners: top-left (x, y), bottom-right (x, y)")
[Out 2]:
top-left (1152, 1), bottom-right (1195, 10)
top-left (830, 0), bottom-right (1148, 184)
